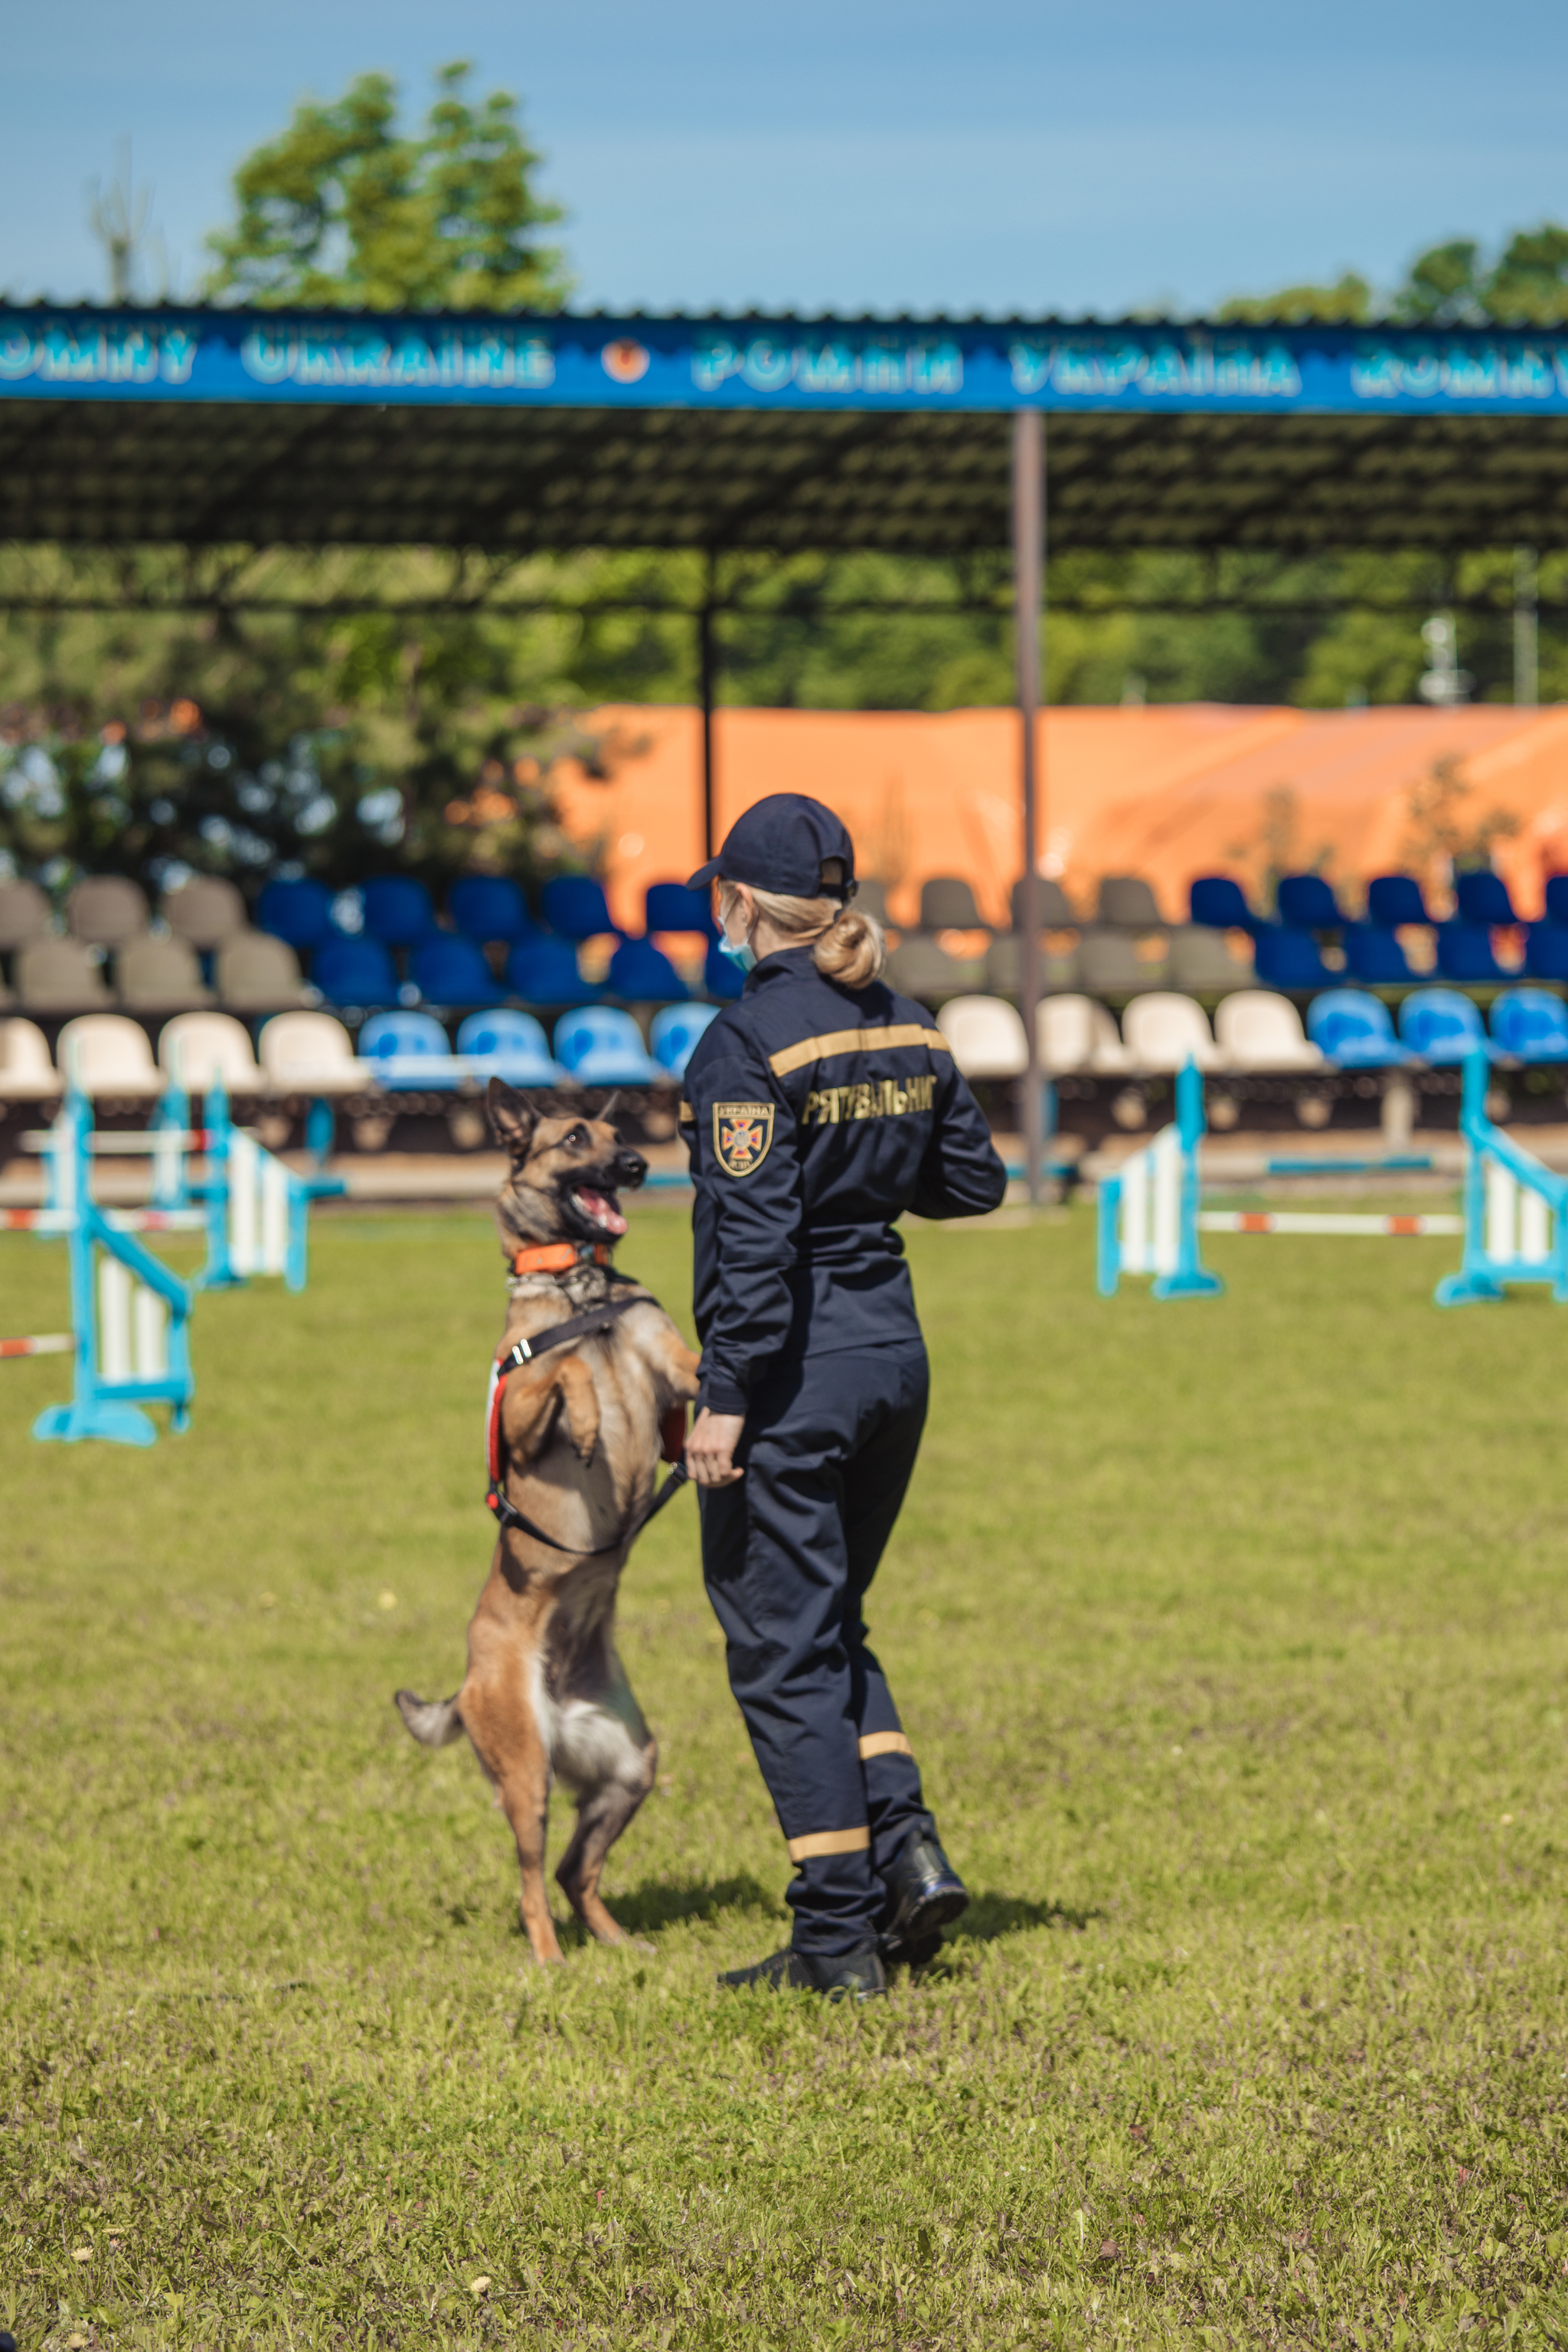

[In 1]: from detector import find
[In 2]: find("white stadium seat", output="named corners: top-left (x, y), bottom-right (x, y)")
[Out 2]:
top-left (1214, 990), bottom-right (1324, 1072)
top-left (158, 1011), bottom-right (266, 1093)
top-left (1037, 993), bottom-right (1131, 1073)
top-left (1121, 992), bottom-right (1225, 1072)
top-left (256, 1011), bottom-right (368, 1095)
top-left (936, 995), bottom-right (1027, 1079)
top-left (0, 1017), bottom-right (62, 1099)
top-left (54, 1014), bottom-right (165, 1098)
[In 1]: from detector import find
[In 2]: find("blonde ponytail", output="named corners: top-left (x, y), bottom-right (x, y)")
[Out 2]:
top-left (717, 880), bottom-right (887, 992)
top-left (811, 904), bottom-right (885, 989)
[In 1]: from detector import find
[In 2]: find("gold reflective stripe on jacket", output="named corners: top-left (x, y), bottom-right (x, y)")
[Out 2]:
top-left (768, 1024), bottom-right (951, 1079)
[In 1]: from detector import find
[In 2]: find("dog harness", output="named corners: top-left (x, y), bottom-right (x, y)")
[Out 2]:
top-left (485, 1285), bottom-right (689, 1557)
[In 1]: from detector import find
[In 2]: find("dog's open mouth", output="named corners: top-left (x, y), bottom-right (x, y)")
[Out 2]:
top-left (567, 1184), bottom-right (629, 1239)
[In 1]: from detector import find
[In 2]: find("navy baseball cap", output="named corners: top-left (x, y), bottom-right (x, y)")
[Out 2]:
top-left (687, 794), bottom-right (857, 901)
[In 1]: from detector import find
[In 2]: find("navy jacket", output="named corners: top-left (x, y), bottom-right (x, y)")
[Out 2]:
top-left (681, 945), bottom-right (1008, 1413)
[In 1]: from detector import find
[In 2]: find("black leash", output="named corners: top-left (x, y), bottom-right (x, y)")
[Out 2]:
top-left (486, 1293), bottom-right (691, 1557)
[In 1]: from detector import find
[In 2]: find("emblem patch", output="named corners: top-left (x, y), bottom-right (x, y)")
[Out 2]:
top-left (713, 1099), bottom-right (775, 1178)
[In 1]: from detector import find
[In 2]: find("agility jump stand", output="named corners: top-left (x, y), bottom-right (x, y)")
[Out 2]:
top-left (195, 1073), bottom-right (328, 1292)
top-left (1434, 1050), bottom-right (1568, 1307)
top-left (28, 1090), bottom-right (195, 1447)
top-left (1096, 1060), bottom-right (1224, 1301)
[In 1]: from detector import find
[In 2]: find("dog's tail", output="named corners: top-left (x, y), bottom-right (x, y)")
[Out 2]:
top-left (394, 1689), bottom-right (465, 1748)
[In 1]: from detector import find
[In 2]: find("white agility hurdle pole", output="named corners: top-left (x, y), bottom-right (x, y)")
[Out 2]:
top-left (1096, 1060), bottom-right (1223, 1301)
top-left (1436, 1050), bottom-right (1568, 1306)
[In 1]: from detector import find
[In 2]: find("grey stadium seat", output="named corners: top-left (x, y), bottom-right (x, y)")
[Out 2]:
top-left (883, 933), bottom-right (983, 1004)
top-left (919, 875), bottom-right (986, 930)
top-left (1078, 929), bottom-right (1168, 994)
top-left (217, 931), bottom-right (309, 1011)
top-left (116, 935), bottom-right (214, 1011)
top-left (0, 877), bottom-right (51, 950)
top-left (1096, 875), bottom-right (1164, 929)
top-left (16, 937), bottom-right (113, 1011)
top-left (67, 875), bottom-right (149, 946)
top-left (1010, 877), bottom-right (1078, 929)
top-left (162, 876), bottom-right (247, 948)
top-left (1167, 923), bottom-right (1255, 992)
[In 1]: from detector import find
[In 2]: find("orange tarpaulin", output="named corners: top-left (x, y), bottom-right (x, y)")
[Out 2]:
top-left (549, 703), bottom-right (1568, 929)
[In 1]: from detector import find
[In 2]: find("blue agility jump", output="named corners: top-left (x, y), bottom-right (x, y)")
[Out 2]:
top-left (30, 1091), bottom-right (195, 1448)
top-left (1094, 1047), bottom-right (1566, 1310)
top-left (10, 1078), bottom-right (342, 1445)
top-left (1096, 1061), bottom-right (1224, 1301)
top-left (1434, 1051), bottom-right (1568, 1306)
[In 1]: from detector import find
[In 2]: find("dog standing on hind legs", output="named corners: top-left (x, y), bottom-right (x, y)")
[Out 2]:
top-left (396, 1079), bottom-right (700, 1963)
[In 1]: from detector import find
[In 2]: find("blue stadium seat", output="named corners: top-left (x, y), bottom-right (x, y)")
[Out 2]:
top-left (362, 875), bottom-right (436, 947)
top-left (1342, 923), bottom-right (1413, 985)
top-left (312, 933), bottom-right (400, 1008)
top-left (1436, 923), bottom-right (1505, 983)
top-left (456, 1009), bottom-right (564, 1086)
top-left (542, 876), bottom-right (617, 940)
top-left (1187, 876), bottom-right (1256, 931)
top-left (1546, 876), bottom-right (1568, 927)
top-left (449, 874), bottom-right (532, 945)
top-left (1253, 926), bottom-right (1333, 990)
top-left (1276, 874), bottom-right (1345, 929)
top-left (506, 938), bottom-right (593, 1005)
top-left (1491, 987), bottom-right (1568, 1063)
top-left (411, 933), bottom-right (504, 1008)
top-left (608, 937), bottom-right (688, 1001)
top-left (704, 939), bottom-right (746, 1000)
top-left (1454, 870), bottom-right (1518, 927)
top-left (358, 1008), bottom-right (460, 1089)
top-left (257, 877), bottom-right (335, 950)
top-left (1398, 986), bottom-right (1501, 1063)
top-left (651, 1001), bottom-right (720, 1078)
top-left (1367, 874), bottom-right (1432, 929)
top-left (645, 880), bottom-right (714, 936)
top-left (1306, 988), bottom-right (1413, 1067)
top-left (553, 1006), bottom-right (663, 1086)
top-left (1525, 923), bottom-right (1568, 982)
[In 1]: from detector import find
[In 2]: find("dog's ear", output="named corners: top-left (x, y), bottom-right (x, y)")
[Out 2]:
top-left (487, 1076), bottom-right (537, 1157)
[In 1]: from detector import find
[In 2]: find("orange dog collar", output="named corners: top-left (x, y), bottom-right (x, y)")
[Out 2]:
top-left (511, 1241), bottom-right (614, 1276)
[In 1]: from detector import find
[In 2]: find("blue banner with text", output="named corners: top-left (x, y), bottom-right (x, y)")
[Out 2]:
top-left (3, 308), bottom-right (1566, 416)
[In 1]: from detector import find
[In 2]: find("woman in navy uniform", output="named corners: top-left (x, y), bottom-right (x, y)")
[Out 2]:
top-left (681, 794), bottom-right (1008, 1998)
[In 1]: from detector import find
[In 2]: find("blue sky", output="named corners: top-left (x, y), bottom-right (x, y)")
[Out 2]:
top-left (2, 0), bottom-right (1564, 319)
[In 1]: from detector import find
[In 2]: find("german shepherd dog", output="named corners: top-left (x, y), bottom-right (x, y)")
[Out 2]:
top-left (396, 1080), bottom-right (700, 1963)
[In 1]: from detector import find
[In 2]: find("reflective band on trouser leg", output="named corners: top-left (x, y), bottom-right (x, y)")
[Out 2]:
top-left (786, 1826), bottom-right (871, 1863)
top-left (858, 1731), bottom-right (912, 1761)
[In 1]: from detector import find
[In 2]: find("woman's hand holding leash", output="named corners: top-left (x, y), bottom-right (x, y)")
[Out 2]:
top-left (686, 1409), bottom-right (746, 1487)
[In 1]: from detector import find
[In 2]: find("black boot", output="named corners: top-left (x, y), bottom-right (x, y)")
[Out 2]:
top-left (878, 1832), bottom-right (969, 1968)
top-left (717, 1939), bottom-right (887, 2001)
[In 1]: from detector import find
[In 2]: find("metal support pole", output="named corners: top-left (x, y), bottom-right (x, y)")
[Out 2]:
top-left (1515, 545), bottom-right (1539, 709)
top-left (1012, 410), bottom-right (1045, 1206)
top-left (698, 553), bottom-right (718, 860)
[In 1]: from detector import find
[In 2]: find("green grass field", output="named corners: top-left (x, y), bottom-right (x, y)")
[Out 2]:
top-left (5, 1200), bottom-right (1568, 2350)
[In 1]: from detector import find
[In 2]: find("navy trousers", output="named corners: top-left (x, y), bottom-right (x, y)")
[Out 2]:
top-left (699, 1341), bottom-right (936, 1957)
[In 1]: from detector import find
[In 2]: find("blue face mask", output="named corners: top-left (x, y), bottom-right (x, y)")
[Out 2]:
top-left (718, 935), bottom-right (756, 976)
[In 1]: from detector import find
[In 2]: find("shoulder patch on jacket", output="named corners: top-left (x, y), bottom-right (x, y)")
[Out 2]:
top-left (712, 1100), bottom-right (775, 1177)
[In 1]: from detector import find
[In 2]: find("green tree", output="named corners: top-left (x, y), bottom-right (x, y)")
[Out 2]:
top-left (204, 62), bottom-right (568, 311)
top-left (1484, 224), bottom-right (1568, 324)
top-left (1216, 273), bottom-right (1373, 325)
top-left (1390, 238), bottom-right (1484, 324)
